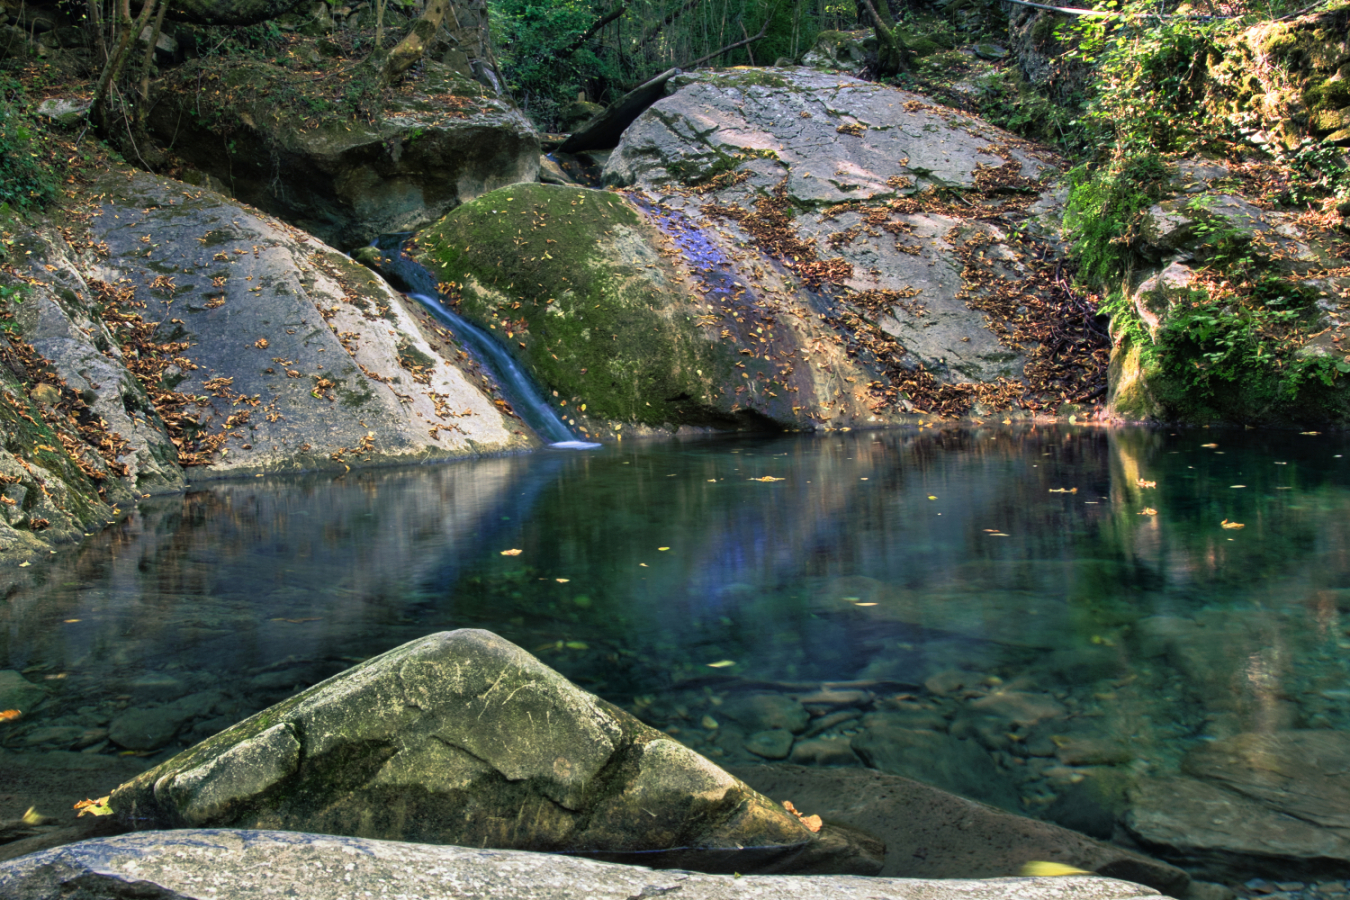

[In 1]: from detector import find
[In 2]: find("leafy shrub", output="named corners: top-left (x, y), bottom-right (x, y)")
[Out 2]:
top-left (1062, 151), bottom-right (1171, 288)
top-left (0, 76), bottom-right (57, 212)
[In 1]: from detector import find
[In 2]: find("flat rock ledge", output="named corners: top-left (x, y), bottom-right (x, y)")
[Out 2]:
top-left (0, 830), bottom-right (1161, 900)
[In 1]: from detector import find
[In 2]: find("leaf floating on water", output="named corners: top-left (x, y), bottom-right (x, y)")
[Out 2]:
top-left (565, 641), bottom-right (589, 650)
top-left (22, 807), bottom-right (53, 826)
top-left (1230, 485), bottom-right (1246, 489)
top-left (658, 547), bottom-right (670, 551)
top-left (1019, 861), bottom-right (1091, 877)
top-left (1221, 519), bottom-right (1245, 530)
top-left (18, 562), bottom-right (29, 568)
top-left (854, 601), bottom-right (878, 606)
top-left (1139, 508), bottom-right (1158, 516)
top-left (928, 495), bottom-right (937, 500)
top-left (1201, 443), bottom-right (1218, 449)
top-left (1136, 479), bottom-right (1156, 488)
top-left (64, 619), bottom-right (81, 623)
top-left (1302, 431), bottom-right (1322, 436)
top-left (749, 476), bottom-right (784, 482)
top-left (706, 659), bottom-right (736, 668)
top-left (1048, 488), bottom-right (1077, 494)
top-left (0, 709), bottom-right (21, 722)
top-left (73, 797), bottom-right (113, 818)
top-left (555, 578), bottom-right (570, 583)
top-left (500, 549), bottom-right (523, 556)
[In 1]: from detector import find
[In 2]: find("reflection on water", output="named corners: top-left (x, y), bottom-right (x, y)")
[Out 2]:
top-left (4, 425), bottom-right (1350, 877)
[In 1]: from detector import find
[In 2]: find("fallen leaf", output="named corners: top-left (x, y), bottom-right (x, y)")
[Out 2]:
top-left (73, 796), bottom-right (113, 817)
top-left (0, 709), bottom-right (21, 722)
top-left (749, 476), bottom-right (784, 482)
top-left (1221, 519), bottom-right (1245, 529)
top-left (1048, 488), bottom-right (1078, 494)
top-left (1020, 861), bottom-right (1091, 877)
top-left (21, 807), bottom-right (51, 826)
top-left (1201, 443), bottom-right (1218, 448)
top-left (1136, 479), bottom-right (1156, 488)
top-left (658, 547), bottom-right (670, 551)
top-left (1139, 508), bottom-right (1157, 516)
top-left (565, 641), bottom-right (589, 650)
top-left (1301, 431), bottom-right (1321, 436)
top-left (501, 549), bottom-right (523, 556)
top-left (1230, 485), bottom-right (1246, 489)
top-left (928, 495), bottom-right (937, 500)
top-left (706, 660), bottom-right (736, 668)
top-left (555, 578), bottom-right (570, 583)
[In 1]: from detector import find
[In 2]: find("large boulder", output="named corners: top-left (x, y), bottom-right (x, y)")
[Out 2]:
top-left (415, 182), bottom-right (802, 432)
top-left (74, 168), bottom-right (529, 477)
top-left (148, 59), bottom-right (538, 249)
top-left (110, 630), bottom-right (828, 872)
top-left (0, 829), bottom-right (1163, 900)
top-left (416, 69), bottom-right (1108, 434)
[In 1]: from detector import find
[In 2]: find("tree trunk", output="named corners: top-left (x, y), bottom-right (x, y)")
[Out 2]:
top-left (857, 0), bottom-right (909, 75)
top-left (91, 0), bottom-right (161, 134)
top-left (378, 0), bottom-right (451, 86)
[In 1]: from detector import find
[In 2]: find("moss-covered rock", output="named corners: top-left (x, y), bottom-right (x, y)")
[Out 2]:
top-left (147, 58), bottom-right (538, 249)
top-left (111, 630), bottom-right (824, 871)
top-left (416, 183), bottom-right (795, 431)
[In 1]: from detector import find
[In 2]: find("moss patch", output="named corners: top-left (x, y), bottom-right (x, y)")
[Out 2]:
top-left (415, 184), bottom-right (751, 427)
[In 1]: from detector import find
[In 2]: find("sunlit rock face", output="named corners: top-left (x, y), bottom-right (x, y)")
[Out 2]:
top-left (415, 69), bottom-right (1106, 435)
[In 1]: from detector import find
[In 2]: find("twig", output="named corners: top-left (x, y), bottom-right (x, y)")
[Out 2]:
top-left (683, 11), bottom-right (771, 67)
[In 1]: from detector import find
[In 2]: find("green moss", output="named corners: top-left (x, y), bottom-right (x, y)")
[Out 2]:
top-left (417, 184), bottom-right (748, 427)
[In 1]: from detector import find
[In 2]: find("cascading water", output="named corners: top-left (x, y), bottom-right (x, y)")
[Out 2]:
top-left (370, 236), bottom-right (599, 450)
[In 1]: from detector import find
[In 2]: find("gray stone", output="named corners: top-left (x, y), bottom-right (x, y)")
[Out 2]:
top-left (1125, 775), bottom-right (1350, 882)
top-left (723, 693), bottom-right (811, 733)
top-left (746, 729), bottom-right (795, 759)
top-left (19, 726), bottom-right (86, 748)
top-left (967, 691), bottom-right (1066, 727)
top-left (1183, 731), bottom-right (1350, 829)
top-left (81, 168), bottom-right (529, 478)
top-left (0, 671), bottom-right (48, 715)
top-left (111, 631), bottom-right (822, 870)
top-left (789, 737), bottom-right (862, 766)
top-left (0, 829), bottom-right (1163, 900)
top-left (148, 61), bottom-right (539, 248)
top-left (731, 765), bottom-right (1188, 896)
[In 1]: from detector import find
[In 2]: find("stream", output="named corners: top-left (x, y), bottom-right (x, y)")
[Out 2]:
top-left (4, 425), bottom-right (1350, 889)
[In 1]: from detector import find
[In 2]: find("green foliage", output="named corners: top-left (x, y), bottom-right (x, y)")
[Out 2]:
top-left (970, 68), bottom-right (1078, 149)
top-left (492, 0), bottom-right (824, 131)
top-left (1057, 5), bottom-right (1230, 157)
top-left (1152, 284), bottom-right (1340, 420)
top-left (1277, 136), bottom-right (1350, 208)
top-left (0, 76), bottom-right (58, 212)
top-left (1063, 152), bottom-right (1171, 288)
top-left (0, 281), bottom-right (24, 335)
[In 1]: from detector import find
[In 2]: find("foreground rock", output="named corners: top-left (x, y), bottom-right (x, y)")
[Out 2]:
top-left (417, 68), bottom-right (1107, 435)
top-left (110, 630), bottom-right (841, 872)
top-left (1126, 731), bottom-right (1350, 882)
top-left (732, 765), bottom-right (1189, 897)
top-left (0, 830), bottom-right (1161, 900)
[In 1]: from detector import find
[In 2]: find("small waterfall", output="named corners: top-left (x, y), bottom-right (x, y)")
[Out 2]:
top-left (372, 237), bottom-right (599, 450)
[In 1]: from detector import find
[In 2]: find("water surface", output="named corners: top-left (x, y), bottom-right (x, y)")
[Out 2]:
top-left (3, 425), bottom-right (1349, 877)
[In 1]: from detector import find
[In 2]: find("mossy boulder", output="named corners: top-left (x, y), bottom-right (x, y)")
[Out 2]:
top-left (110, 630), bottom-right (823, 871)
top-left (147, 58), bottom-right (538, 249)
top-left (416, 183), bottom-right (796, 431)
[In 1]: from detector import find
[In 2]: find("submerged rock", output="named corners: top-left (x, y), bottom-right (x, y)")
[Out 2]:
top-left (730, 764), bottom-right (1188, 896)
top-left (1126, 731), bottom-right (1350, 882)
top-left (110, 630), bottom-right (835, 872)
top-left (0, 829), bottom-right (1164, 900)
